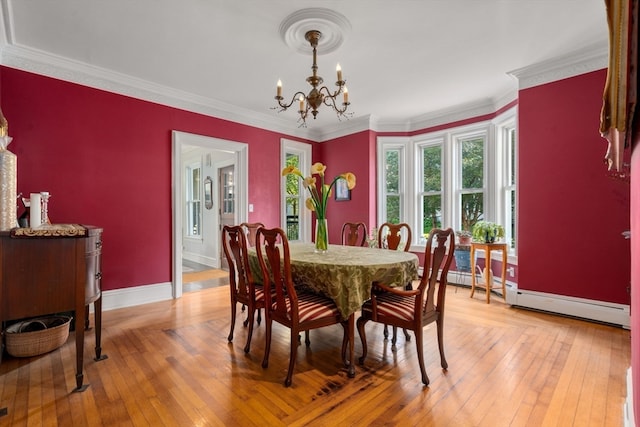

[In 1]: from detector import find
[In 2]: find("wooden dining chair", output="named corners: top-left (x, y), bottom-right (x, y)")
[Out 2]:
top-left (357, 227), bottom-right (455, 385)
top-left (240, 222), bottom-right (264, 247)
top-left (222, 225), bottom-right (265, 354)
top-left (376, 222), bottom-right (413, 342)
top-left (377, 222), bottom-right (412, 251)
top-left (256, 227), bottom-right (349, 387)
top-left (341, 221), bottom-right (368, 247)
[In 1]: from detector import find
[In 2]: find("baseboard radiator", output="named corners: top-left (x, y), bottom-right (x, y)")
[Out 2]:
top-left (505, 284), bottom-right (630, 329)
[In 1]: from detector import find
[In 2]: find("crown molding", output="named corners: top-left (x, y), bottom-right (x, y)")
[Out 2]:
top-left (509, 40), bottom-right (608, 90)
top-left (0, 43), bottom-right (316, 140)
top-left (1, 39), bottom-right (605, 142)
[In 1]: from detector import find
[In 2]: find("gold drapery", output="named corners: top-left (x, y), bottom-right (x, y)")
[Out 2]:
top-left (600, 0), bottom-right (638, 172)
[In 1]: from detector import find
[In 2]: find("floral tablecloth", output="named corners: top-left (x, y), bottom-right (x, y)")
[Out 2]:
top-left (248, 243), bottom-right (419, 320)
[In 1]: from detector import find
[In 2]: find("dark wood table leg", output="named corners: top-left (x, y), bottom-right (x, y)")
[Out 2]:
top-left (347, 314), bottom-right (355, 378)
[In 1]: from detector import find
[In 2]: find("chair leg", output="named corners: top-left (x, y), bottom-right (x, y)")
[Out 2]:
top-left (437, 318), bottom-right (448, 370)
top-left (261, 317), bottom-right (272, 369)
top-left (228, 301), bottom-right (237, 342)
top-left (356, 317), bottom-right (369, 365)
top-left (391, 326), bottom-right (398, 351)
top-left (243, 307), bottom-right (255, 354)
top-left (305, 330), bottom-right (311, 346)
top-left (415, 329), bottom-right (429, 386)
top-left (383, 324), bottom-right (389, 340)
top-left (403, 328), bottom-right (411, 342)
top-left (257, 308), bottom-right (262, 325)
top-left (285, 329), bottom-right (299, 387)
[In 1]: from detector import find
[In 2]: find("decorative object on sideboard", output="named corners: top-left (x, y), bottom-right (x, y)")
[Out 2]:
top-left (0, 106), bottom-right (16, 231)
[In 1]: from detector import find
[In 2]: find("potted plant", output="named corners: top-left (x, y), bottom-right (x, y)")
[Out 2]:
top-left (471, 221), bottom-right (505, 243)
top-left (456, 230), bottom-right (472, 245)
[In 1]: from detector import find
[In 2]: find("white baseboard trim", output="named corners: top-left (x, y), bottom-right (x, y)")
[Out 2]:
top-left (505, 285), bottom-right (630, 329)
top-left (625, 367), bottom-right (636, 427)
top-left (100, 282), bottom-right (173, 312)
top-left (182, 252), bottom-right (217, 268)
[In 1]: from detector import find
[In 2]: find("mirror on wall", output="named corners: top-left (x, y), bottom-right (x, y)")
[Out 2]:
top-left (204, 176), bottom-right (213, 210)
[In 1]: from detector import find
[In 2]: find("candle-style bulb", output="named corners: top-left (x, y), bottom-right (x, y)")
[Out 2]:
top-left (276, 80), bottom-right (282, 97)
top-left (343, 86), bottom-right (349, 103)
top-left (336, 64), bottom-right (343, 82)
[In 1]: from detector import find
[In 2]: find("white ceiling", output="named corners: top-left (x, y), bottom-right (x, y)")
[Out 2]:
top-left (0, 0), bottom-right (609, 141)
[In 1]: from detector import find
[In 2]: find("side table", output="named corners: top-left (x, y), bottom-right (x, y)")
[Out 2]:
top-left (470, 242), bottom-right (507, 304)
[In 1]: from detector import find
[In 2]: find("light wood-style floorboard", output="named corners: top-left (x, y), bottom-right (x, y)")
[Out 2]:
top-left (0, 284), bottom-right (631, 426)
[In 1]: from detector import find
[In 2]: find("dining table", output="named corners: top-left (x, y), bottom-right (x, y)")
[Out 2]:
top-left (247, 242), bottom-right (419, 377)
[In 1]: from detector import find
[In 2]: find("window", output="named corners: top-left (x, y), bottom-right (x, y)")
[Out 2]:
top-left (185, 162), bottom-right (202, 238)
top-left (419, 141), bottom-right (443, 237)
top-left (281, 139), bottom-right (312, 242)
top-left (501, 122), bottom-right (517, 250)
top-left (457, 133), bottom-right (485, 232)
top-left (377, 108), bottom-right (517, 256)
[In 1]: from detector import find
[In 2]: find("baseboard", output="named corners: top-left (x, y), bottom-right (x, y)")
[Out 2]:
top-left (506, 286), bottom-right (630, 329)
top-left (100, 282), bottom-right (173, 312)
top-left (625, 367), bottom-right (636, 427)
top-left (182, 252), bottom-right (217, 268)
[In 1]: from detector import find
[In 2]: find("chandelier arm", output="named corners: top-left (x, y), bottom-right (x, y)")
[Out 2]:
top-left (318, 86), bottom-right (349, 114)
top-left (275, 91), bottom-right (308, 110)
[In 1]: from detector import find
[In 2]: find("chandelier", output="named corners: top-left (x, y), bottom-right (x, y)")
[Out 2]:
top-left (274, 30), bottom-right (351, 126)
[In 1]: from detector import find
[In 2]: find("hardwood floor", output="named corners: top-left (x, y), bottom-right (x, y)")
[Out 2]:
top-left (0, 284), bottom-right (630, 426)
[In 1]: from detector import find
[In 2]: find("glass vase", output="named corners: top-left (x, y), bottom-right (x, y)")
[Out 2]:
top-left (315, 218), bottom-right (329, 253)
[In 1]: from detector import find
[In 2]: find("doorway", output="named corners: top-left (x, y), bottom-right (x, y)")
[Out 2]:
top-left (172, 131), bottom-right (248, 299)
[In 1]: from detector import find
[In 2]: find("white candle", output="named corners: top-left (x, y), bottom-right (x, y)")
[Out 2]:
top-left (277, 80), bottom-right (282, 98)
top-left (30, 193), bottom-right (42, 227)
top-left (336, 64), bottom-right (343, 82)
top-left (299, 96), bottom-right (305, 112)
top-left (343, 86), bottom-right (349, 104)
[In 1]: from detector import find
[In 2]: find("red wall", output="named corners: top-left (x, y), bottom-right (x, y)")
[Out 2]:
top-left (0, 66), bottom-right (309, 291)
top-left (1, 66), bottom-right (631, 307)
top-left (518, 70), bottom-right (630, 304)
top-left (316, 130), bottom-right (377, 243)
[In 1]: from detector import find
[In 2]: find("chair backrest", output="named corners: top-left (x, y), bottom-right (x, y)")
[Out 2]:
top-left (341, 222), bottom-right (368, 247)
top-left (222, 225), bottom-right (255, 300)
top-left (377, 222), bottom-right (412, 251)
top-left (255, 227), bottom-right (299, 323)
top-left (241, 222), bottom-right (264, 247)
top-left (418, 228), bottom-right (455, 324)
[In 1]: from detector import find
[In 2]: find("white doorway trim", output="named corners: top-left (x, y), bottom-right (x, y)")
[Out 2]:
top-left (172, 131), bottom-right (248, 299)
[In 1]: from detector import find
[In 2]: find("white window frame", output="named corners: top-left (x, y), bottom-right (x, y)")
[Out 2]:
top-left (377, 137), bottom-right (412, 234)
top-left (281, 139), bottom-right (312, 243)
top-left (377, 107), bottom-right (517, 259)
top-left (414, 136), bottom-right (446, 244)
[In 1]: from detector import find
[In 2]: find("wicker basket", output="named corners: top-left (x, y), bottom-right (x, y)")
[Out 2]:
top-left (4, 315), bottom-right (72, 357)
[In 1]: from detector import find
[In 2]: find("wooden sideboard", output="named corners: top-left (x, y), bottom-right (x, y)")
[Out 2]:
top-left (0, 225), bottom-right (106, 392)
